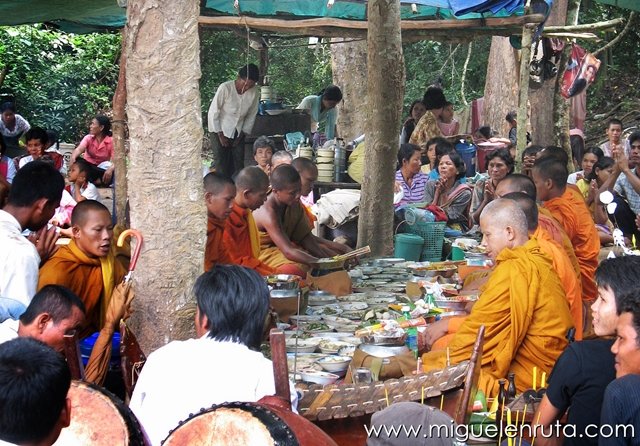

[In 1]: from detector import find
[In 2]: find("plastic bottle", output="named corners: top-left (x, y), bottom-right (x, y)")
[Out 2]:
top-left (426, 291), bottom-right (438, 309)
top-left (402, 306), bottom-right (419, 359)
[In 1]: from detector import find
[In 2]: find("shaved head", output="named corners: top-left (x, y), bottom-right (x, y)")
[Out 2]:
top-left (235, 166), bottom-right (269, 192)
top-left (270, 164), bottom-right (301, 191)
top-left (533, 157), bottom-right (568, 188)
top-left (71, 199), bottom-right (110, 227)
top-left (479, 198), bottom-right (529, 260)
top-left (203, 171), bottom-right (234, 195)
top-left (538, 145), bottom-right (569, 165)
top-left (502, 192), bottom-right (538, 231)
top-left (495, 174), bottom-right (536, 199)
top-left (292, 157), bottom-right (318, 174)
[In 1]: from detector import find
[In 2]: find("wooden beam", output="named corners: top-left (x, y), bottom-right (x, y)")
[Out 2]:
top-left (544, 17), bottom-right (624, 32)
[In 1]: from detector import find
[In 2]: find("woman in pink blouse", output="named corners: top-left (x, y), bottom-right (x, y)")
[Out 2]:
top-left (71, 115), bottom-right (114, 185)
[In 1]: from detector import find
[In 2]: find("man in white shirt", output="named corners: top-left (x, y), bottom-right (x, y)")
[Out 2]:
top-left (207, 63), bottom-right (260, 180)
top-left (0, 161), bottom-right (64, 321)
top-left (600, 118), bottom-right (631, 157)
top-left (0, 338), bottom-right (72, 446)
top-left (129, 265), bottom-right (297, 446)
top-left (0, 285), bottom-right (85, 352)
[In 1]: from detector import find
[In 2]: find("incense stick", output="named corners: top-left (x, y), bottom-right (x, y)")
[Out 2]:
top-left (446, 347), bottom-right (450, 367)
top-left (531, 411), bottom-right (542, 446)
top-left (385, 387), bottom-right (390, 407)
top-left (519, 404), bottom-right (528, 446)
top-left (421, 386), bottom-right (425, 405)
top-left (440, 394), bottom-right (444, 411)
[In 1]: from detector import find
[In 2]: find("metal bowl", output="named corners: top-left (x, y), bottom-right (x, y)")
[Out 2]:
top-left (434, 299), bottom-right (468, 311)
top-left (361, 332), bottom-right (407, 346)
top-left (266, 275), bottom-right (300, 290)
top-left (270, 289), bottom-right (299, 299)
top-left (357, 344), bottom-right (410, 358)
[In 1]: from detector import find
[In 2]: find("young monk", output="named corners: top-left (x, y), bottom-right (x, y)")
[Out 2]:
top-left (222, 167), bottom-right (274, 275)
top-left (533, 157), bottom-right (600, 301)
top-left (421, 199), bottom-right (573, 396)
top-left (503, 192), bottom-right (583, 340)
top-left (253, 165), bottom-right (346, 277)
top-left (38, 200), bottom-right (126, 334)
top-left (203, 172), bottom-right (235, 271)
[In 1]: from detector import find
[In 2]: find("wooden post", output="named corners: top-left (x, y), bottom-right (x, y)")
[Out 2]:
top-left (112, 28), bottom-right (128, 227)
top-left (515, 25), bottom-right (534, 173)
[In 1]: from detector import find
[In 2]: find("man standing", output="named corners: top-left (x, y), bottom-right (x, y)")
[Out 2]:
top-left (207, 64), bottom-right (260, 179)
top-left (0, 161), bottom-right (63, 321)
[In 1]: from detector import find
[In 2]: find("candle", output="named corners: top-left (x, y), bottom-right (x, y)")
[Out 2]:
top-left (506, 408), bottom-right (513, 446)
top-left (533, 366), bottom-right (538, 391)
top-left (421, 387), bottom-right (425, 405)
top-left (541, 372), bottom-right (547, 389)
top-left (440, 394), bottom-right (445, 411)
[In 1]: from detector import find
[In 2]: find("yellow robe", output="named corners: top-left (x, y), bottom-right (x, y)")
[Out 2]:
top-left (259, 201), bottom-right (312, 271)
top-left (421, 239), bottom-right (573, 397)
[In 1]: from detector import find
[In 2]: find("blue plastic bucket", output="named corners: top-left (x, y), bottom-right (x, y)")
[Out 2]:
top-left (455, 142), bottom-right (477, 177)
top-left (80, 331), bottom-right (121, 369)
top-left (394, 233), bottom-right (424, 261)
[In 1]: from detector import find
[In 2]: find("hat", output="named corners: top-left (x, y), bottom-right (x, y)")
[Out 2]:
top-left (367, 402), bottom-right (458, 446)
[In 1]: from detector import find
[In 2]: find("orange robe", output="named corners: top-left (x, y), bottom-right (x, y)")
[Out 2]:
top-left (543, 189), bottom-right (600, 301)
top-left (223, 202), bottom-right (275, 276)
top-left (538, 207), bottom-right (581, 279)
top-left (421, 239), bottom-right (573, 396)
top-left (533, 227), bottom-right (583, 340)
top-left (38, 240), bottom-right (126, 333)
top-left (205, 215), bottom-right (232, 271)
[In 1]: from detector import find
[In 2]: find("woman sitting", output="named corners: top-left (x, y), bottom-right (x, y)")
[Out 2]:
top-left (569, 146), bottom-right (604, 187)
top-left (423, 151), bottom-right (473, 231)
top-left (70, 115), bottom-right (114, 186)
top-left (578, 156), bottom-right (615, 245)
top-left (470, 148), bottom-right (514, 224)
top-left (421, 137), bottom-right (452, 178)
top-left (394, 143), bottom-right (428, 207)
top-left (400, 100), bottom-right (426, 144)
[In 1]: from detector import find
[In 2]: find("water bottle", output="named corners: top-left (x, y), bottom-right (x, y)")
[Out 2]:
top-left (402, 306), bottom-right (418, 359)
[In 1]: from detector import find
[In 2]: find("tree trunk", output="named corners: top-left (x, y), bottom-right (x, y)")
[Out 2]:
top-left (113, 29), bottom-right (128, 228)
top-left (529, 0), bottom-right (568, 146)
top-left (482, 37), bottom-right (519, 137)
top-left (330, 38), bottom-right (368, 142)
top-left (125, 0), bottom-right (204, 353)
top-left (357, 0), bottom-right (404, 255)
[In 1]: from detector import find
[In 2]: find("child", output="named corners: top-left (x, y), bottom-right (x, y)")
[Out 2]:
top-left (18, 127), bottom-right (64, 173)
top-left (67, 158), bottom-right (100, 203)
top-left (253, 135), bottom-right (274, 175)
top-left (437, 101), bottom-right (459, 137)
top-left (600, 118), bottom-right (630, 157)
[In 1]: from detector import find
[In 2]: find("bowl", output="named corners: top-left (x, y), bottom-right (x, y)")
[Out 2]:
top-left (316, 355), bottom-right (352, 373)
top-left (300, 370), bottom-right (340, 385)
top-left (434, 299), bottom-right (468, 311)
top-left (286, 339), bottom-right (320, 353)
top-left (361, 332), bottom-right (407, 346)
top-left (265, 109), bottom-right (290, 116)
top-left (308, 291), bottom-right (337, 306)
top-left (266, 275), bottom-right (300, 290)
top-left (318, 340), bottom-right (354, 354)
top-left (358, 344), bottom-right (410, 358)
top-left (337, 345), bottom-right (357, 357)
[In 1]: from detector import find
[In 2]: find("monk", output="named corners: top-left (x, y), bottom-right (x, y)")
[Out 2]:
top-left (222, 167), bottom-right (275, 275)
top-left (421, 199), bottom-right (573, 396)
top-left (253, 165), bottom-right (347, 277)
top-left (203, 172), bottom-right (235, 271)
top-left (503, 192), bottom-right (583, 340)
top-left (38, 200), bottom-right (126, 333)
top-left (532, 157), bottom-right (600, 301)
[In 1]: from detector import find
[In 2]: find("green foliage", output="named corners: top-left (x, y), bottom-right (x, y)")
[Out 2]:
top-left (0, 25), bottom-right (121, 142)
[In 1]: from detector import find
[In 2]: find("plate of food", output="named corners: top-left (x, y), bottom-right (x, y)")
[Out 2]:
top-left (306, 304), bottom-right (343, 316)
top-left (338, 302), bottom-right (368, 311)
top-left (300, 321), bottom-right (335, 333)
top-left (285, 338), bottom-right (320, 353)
top-left (318, 340), bottom-right (354, 354)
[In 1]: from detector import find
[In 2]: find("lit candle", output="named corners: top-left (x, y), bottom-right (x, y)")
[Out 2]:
top-left (541, 372), bottom-right (547, 389)
top-left (533, 366), bottom-right (538, 391)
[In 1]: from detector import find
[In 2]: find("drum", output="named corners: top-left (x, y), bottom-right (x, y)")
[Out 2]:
top-left (53, 380), bottom-right (146, 445)
top-left (163, 401), bottom-right (337, 446)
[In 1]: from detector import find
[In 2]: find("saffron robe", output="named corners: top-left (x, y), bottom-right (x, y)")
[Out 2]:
top-left (533, 226), bottom-right (583, 340)
top-left (205, 215), bottom-right (232, 271)
top-left (223, 202), bottom-right (275, 276)
top-left (38, 239), bottom-right (126, 332)
top-left (538, 207), bottom-right (581, 279)
top-left (543, 189), bottom-right (600, 301)
top-left (421, 239), bottom-right (573, 397)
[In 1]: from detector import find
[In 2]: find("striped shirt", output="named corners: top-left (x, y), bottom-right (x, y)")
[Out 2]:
top-left (395, 170), bottom-right (428, 207)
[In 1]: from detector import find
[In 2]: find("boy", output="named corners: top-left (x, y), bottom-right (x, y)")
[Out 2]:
top-left (203, 172), bottom-right (235, 271)
top-left (253, 135), bottom-right (274, 175)
top-left (222, 167), bottom-right (274, 275)
top-left (19, 127), bottom-right (64, 173)
top-left (67, 158), bottom-right (100, 203)
top-left (38, 200), bottom-right (126, 333)
top-left (600, 118), bottom-right (630, 157)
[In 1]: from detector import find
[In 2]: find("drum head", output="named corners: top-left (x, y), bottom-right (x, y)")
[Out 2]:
top-left (163, 402), bottom-right (299, 446)
top-left (53, 380), bottom-right (145, 446)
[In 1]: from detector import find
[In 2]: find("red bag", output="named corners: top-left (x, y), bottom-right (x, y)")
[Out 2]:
top-left (424, 204), bottom-right (448, 222)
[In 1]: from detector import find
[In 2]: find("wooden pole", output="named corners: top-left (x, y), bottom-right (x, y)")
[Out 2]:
top-left (112, 28), bottom-right (128, 227)
top-left (515, 25), bottom-right (534, 173)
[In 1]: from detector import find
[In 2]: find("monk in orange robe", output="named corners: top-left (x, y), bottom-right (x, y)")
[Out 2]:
top-left (38, 200), bottom-right (127, 333)
top-left (533, 158), bottom-right (600, 301)
top-left (421, 199), bottom-right (573, 397)
top-left (203, 172), bottom-right (235, 271)
top-left (222, 167), bottom-right (274, 276)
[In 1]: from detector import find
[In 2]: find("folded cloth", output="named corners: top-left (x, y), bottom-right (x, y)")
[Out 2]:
top-left (312, 189), bottom-right (360, 229)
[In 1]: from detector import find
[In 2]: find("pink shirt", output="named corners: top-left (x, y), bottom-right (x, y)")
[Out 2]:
top-left (80, 134), bottom-right (113, 165)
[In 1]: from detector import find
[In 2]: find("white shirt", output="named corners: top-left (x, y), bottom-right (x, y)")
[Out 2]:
top-left (129, 337), bottom-right (293, 446)
top-left (207, 80), bottom-right (259, 138)
top-left (0, 319), bottom-right (19, 345)
top-left (0, 210), bottom-right (40, 308)
top-left (69, 182), bottom-right (100, 201)
top-left (600, 140), bottom-right (631, 157)
top-left (567, 170), bottom-right (584, 185)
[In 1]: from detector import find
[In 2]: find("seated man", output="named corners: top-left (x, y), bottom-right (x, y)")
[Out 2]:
top-left (222, 167), bottom-right (274, 275)
top-left (203, 172), bottom-right (235, 271)
top-left (421, 199), bottom-right (573, 396)
top-left (0, 337), bottom-right (72, 446)
top-left (129, 265), bottom-right (297, 446)
top-left (533, 256), bottom-right (640, 446)
top-left (0, 161), bottom-right (64, 321)
top-left (253, 165), bottom-right (346, 276)
top-left (252, 135), bottom-right (274, 176)
top-left (613, 132), bottom-right (640, 219)
top-left (600, 118), bottom-right (630, 157)
top-left (38, 200), bottom-right (126, 334)
top-left (533, 157), bottom-right (600, 301)
top-left (0, 285), bottom-right (85, 352)
top-left (599, 289), bottom-right (640, 446)
top-left (503, 192), bottom-right (583, 340)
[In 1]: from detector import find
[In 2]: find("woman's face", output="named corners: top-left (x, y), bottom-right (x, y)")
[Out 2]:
top-left (403, 150), bottom-right (422, 176)
top-left (1, 110), bottom-right (15, 128)
top-left (322, 99), bottom-right (339, 110)
top-left (89, 119), bottom-right (104, 136)
top-left (411, 103), bottom-right (427, 122)
top-left (26, 139), bottom-right (45, 159)
top-left (582, 153), bottom-right (598, 176)
top-left (438, 155), bottom-right (457, 180)
top-left (427, 144), bottom-right (437, 165)
top-left (595, 165), bottom-right (614, 185)
top-left (487, 157), bottom-right (510, 182)
top-left (441, 105), bottom-right (454, 121)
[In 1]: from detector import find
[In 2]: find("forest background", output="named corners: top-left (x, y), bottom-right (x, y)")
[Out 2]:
top-left (0, 0), bottom-right (637, 146)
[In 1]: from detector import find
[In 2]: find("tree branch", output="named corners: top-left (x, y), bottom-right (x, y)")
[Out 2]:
top-left (460, 42), bottom-right (473, 106)
top-left (593, 12), bottom-right (636, 57)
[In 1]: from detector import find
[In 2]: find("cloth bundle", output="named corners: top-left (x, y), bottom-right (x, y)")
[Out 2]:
top-left (312, 189), bottom-right (360, 229)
